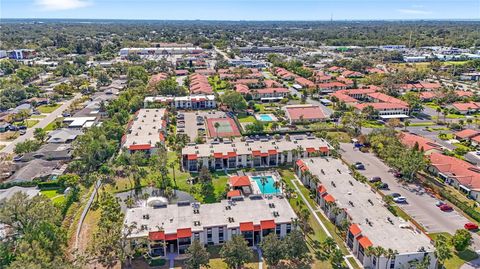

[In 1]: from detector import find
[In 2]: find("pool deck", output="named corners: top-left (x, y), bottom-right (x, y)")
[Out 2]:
top-left (255, 113), bottom-right (278, 122)
top-left (244, 171), bottom-right (282, 195)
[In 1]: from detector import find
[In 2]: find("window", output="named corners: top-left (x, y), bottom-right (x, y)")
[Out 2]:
top-left (390, 257), bottom-right (395, 269)
top-left (275, 224), bottom-right (281, 235)
top-left (207, 228), bottom-right (212, 243)
top-left (373, 256), bottom-right (377, 266)
top-left (286, 224), bottom-right (292, 234)
top-left (219, 227), bottom-right (224, 243)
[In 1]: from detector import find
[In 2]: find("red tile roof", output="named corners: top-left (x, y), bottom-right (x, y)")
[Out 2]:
top-left (235, 84), bottom-right (250, 94)
top-left (129, 144), bottom-right (152, 151)
top-left (264, 79), bottom-right (281, 88)
top-left (399, 132), bottom-right (441, 152)
top-left (227, 190), bottom-right (242, 198)
top-left (367, 92), bottom-right (407, 106)
top-left (452, 102), bottom-right (480, 112)
top-left (355, 102), bottom-right (408, 111)
top-left (455, 129), bottom-right (480, 139)
top-left (295, 77), bottom-right (315, 87)
top-left (256, 88), bottom-right (290, 94)
top-left (429, 153), bottom-right (480, 191)
top-left (239, 222), bottom-right (254, 232)
top-left (317, 81), bottom-right (347, 89)
top-left (455, 91), bottom-right (474, 97)
top-left (286, 105), bottom-right (326, 121)
top-left (330, 92), bottom-right (358, 103)
top-left (229, 176), bottom-right (251, 187)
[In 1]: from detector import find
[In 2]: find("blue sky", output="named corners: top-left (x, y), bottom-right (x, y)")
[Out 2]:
top-left (1, 0), bottom-right (479, 20)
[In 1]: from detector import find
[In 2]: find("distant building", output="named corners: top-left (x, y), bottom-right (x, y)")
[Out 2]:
top-left (119, 47), bottom-right (203, 57)
top-left (8, 49), bottom-right (37, 60)
top-left (283, 104), bottom-right (327, 124)
top-left (238, 46), bottom-right (299, 54)
top-left (144, 95), bottom-right (216, 109)
top-left (228, 59), bottom-right (267, 68)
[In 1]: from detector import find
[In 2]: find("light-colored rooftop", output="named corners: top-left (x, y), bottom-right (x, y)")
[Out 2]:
top-left (124, 196), bottom-right (297, 239)
top-left (123, 108), bottom-right (167, 149)
top-left (302, 157), bottom-right (434, 253)
top-left (182, 137), bottom-right (330, 157)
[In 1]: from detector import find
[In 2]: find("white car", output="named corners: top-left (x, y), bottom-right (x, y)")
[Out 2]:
top-left (393, 196), bottom-right (407, 203)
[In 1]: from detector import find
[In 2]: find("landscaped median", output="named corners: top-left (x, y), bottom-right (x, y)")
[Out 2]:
top-left (428, 232), bottom-right (478, 269)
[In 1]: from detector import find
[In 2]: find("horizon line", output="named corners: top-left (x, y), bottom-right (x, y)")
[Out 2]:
top-left (1, 18), bottom-right (480, 22)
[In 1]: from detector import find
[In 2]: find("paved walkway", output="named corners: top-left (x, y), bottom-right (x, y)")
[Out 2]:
top-left (291, 175), bottom-right (356, 269)
top-left (168, 253), bottom-right (177, 269)
top-left (257, 248), bottom-right (263, 269)
top-left (74, 179), bottom-right (101, 249)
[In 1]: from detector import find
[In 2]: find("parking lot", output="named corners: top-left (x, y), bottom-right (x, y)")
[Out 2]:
top-left (340, 143), bottom-right (480, 249)
top-left (177, 110), bottom-right (226, 142)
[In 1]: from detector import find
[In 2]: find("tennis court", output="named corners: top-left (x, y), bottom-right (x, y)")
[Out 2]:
top-left (207, 118), bottom-right (241, 138)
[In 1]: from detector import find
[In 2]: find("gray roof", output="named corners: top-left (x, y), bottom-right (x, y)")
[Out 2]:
top-left (47, 128), bottom-right (83, 143)
top-left (21, 143), bottom-right (72, 162)
top-left (0, 186), bottom-right (40, 201)
top-left (10, 159), bottom-right (60, 182)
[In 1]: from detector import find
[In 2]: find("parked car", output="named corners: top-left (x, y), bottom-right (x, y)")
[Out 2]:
top-left (439, 204), bottom-right (453, 211)
top-left (378, 183), bottom-right (389, 189)
top-left (18, 125), bottom-right (27, 130)
top-left (354, 162), bottom-right (365, 170)
top-left (19, 129), bottom-right (26, 135)
top-left (13, 155), bottom-right (24, 162)
top-left (388, 193), bottom-right (401, 198)
top-left (369, 176), bottom-right (382, 183)
top-left (62, 112), bottom-right (71, 117)
top-left (464, 222), bottom-right (478, 230)
top-left (435, 200), bottom-right (445, 207)
top-left (393, 196), bottom-right (407, 203)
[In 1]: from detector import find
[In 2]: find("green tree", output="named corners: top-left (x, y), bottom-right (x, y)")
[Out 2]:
top-left (184, 240), bottom-right (210, 269)
top-left (451, 229), bottom-right (472, 252)
top-left (220, 235), bottom-right (253, 269)
top-left (284, 230), bottom-right (309, 263)
top-left (317, 237), bottom-right (344, 268)
top-left (53, 83), bottom-right (74, 97)
top-left (14, 139), bottom-right (41, 154)
top-left (402, 92), bottom-right (423, 113)
top-left (222, 91), bottom-right (247, 113)
top-left (127, 66), bottom-right (148, 84)
top-left (33, 127), bottom-right (47, 142)
top-left (434, 234), bottom-right (452, 269)
top-left (260, 233), bottom-right (285, 268)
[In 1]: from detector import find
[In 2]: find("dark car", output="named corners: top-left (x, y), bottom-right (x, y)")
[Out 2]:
top-left (378, 183), bottom-right (389, 189)
top-left (18, 125), bottom-right (27, 130)
top-left (369, 176), bottom-right (382, 183)
top-left (8, 125), bottom-right (18, 131)
top-left (439, 204), bottom-right (453, 212)
top-left (62, 112), bottom-right (71, 117)
top-left (354, 162), bottom-right (365, 170)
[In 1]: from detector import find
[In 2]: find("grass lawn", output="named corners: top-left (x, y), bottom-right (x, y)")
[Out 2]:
top-left (254, 104), bottom-right (266, 113)
top-left (238, 115), bottom-right (256, 123)
top-left (0, 145), bottom-right (4, 151)
top-left (429, 232), bottom-right (478, 269)
top-left (30, 115), bottom-right (47, 119)
top-left (409, 121), bottom-right (436, 127)
top-left (14, 119), bottom-right (39, 128)
top-left (37, 103), bottom-right (62, 113)
top-left (44, 117), bottom-right (64, 131)
top-left (362, 120), bottom-right (384, 128)
top-left (439, 133), bottom-right (455, 140)
top-left (447, 114), bottom-right (466, 119)
top-left (206, 246), bottom-right (259, 269)
top-left (425, 103), bottom-right (441, 110)
top-left (40, 189), bottom-right (66, 205)
top-left (327, 131), bottom-right (351, 143)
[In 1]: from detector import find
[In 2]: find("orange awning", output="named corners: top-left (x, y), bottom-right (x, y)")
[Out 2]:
top-left (187, 154), bottom-right (197, 160)
top-left (349, 224), bottom-right (362, 237)
top-left (214, 152), bottom-right (223, 158)
top-left (319, 146), bottom-right (329, 153)
top-left (306, 147), bottom-right (316, 153)
top-left (268, 150), bottom-right (278, 155)
top-left (239, 222), bottom-right (254, 232)
top-left (301, 166), bottom-right (309, 172)
top-left (177, 228), bottom-right (192, 238)
top-left (324, 194), bottom-right (335, 203)
top-left (317, 185), bottom-right (327, 193)
top-left (225, 152), bottom-right (237, 158)
top-left (252, 150), bottom-right (261, 157)
top-left (165, 233), bottom-right (177, 241)
top-left (129, 144), bottom-right (152, 151)
top-left (358, 236), bottom-right (373, 248)
top-left (254, 225), bottom-right (261, 231)
top-left (296, 159), bottom-right (305, 167)
top-left (149, 231), bottom-right (165, 241)
top-left (260, 220), bottom-right (276, 230)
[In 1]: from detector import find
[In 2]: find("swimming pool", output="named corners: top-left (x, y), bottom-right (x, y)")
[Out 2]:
top-left (251, 175), bottom-right (280, 194)
top-left (258, 114), bottom-right (274, 121)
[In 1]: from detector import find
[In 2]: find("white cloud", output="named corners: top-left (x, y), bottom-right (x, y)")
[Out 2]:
top-left (397, 8), bottom-right (432, 15)
top-left (36, 0), bottom-right (92, 11)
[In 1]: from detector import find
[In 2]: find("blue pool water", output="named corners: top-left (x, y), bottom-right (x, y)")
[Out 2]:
top-left (258, 114), bottom-right (274, 121)
top-left (251, 175), bottom-right (280, 194)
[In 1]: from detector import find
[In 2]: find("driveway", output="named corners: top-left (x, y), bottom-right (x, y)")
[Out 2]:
top-left (340, 143), bottom-right (480, 250)
top-left (1, 93), bottom-right (82, 154)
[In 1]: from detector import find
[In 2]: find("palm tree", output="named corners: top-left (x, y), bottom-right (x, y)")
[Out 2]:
top-left (169, 161), bottom-right (177, 188)
top-left (384, 248), bottom-right (398, 269)
top-left (214, 122), bottom-right (220, 139)
top-left (436, 107), bottom-right (441, 123)
top-left (273, 180), bottom-right (281, 195)
top-left (260, 176), bottom-right (268, 194)
top-left (403, 119), bottom-right (411, 131)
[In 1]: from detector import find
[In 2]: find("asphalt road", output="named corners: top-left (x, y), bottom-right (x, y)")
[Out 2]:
top-left (1, 93), bottom-right (82, 154)
top-left (339, 143), bottom-right (480, 250)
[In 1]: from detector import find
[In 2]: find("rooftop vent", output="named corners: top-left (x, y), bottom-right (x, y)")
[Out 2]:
top-left (194, 221), bottom-right (201, 226)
